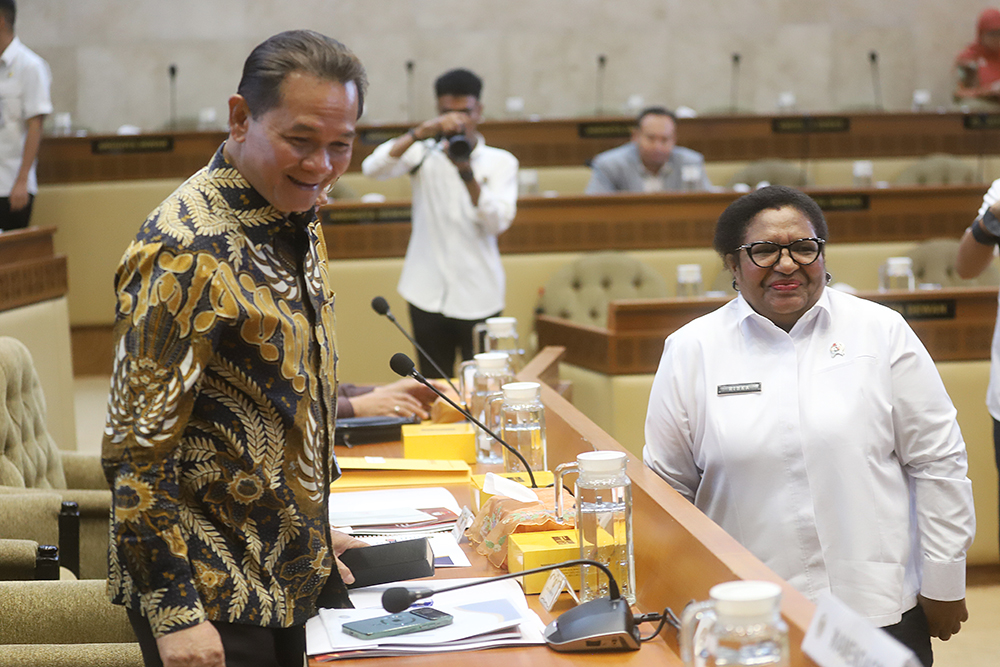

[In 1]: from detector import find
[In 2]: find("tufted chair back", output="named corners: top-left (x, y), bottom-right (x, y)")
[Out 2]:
top-left (906, 238), bottom-right (1000, 287)
top-left (727, 159), bottom-right (810, 188)
top-left (536, 252), bottom-right (669, 327)
top-left (0, 337), bottom-right (66, 490)
top-left (893, 154), bottom-right (979, 186)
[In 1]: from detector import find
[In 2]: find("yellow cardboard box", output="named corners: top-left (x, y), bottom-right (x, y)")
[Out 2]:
top-left (402, 422), bottom-right (476, 465)
top-left (469, 470), bottom-right (556, 510)
top-left (507, 530), bottom-right (581, 594)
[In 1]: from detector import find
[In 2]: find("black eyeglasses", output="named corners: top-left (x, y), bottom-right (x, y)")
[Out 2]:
top-left (734, 237), bottom-right (826, 268)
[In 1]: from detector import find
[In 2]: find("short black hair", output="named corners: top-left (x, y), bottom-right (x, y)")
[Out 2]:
top-left (0, 0), bottom-right (15, 28)
top-left (713, 185), bottom-right (828, 258)
top-left (434, 68), bottom-right (483, 99)
top-left (237, 30), bottom-right (368, 119)
top-left (636, 106), bottom-right (676, 126)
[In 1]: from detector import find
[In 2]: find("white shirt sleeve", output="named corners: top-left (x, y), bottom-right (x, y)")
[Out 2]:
top-left (474, 153), bottom-right (518, 237)
top-left (977, 177), bottom-right (1000, 218)
top-left (643, 335), bottom-right (704, 503)
top-left (888, 318), bottom-right (976, 602)
top-left (361, 137), bottom-right (428, 180)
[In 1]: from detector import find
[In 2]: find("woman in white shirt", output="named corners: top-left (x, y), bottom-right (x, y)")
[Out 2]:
top-left (643, 186), bottom-right (974, 667)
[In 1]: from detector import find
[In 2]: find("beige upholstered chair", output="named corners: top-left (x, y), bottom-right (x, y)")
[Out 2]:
top-left (0, 336), bottom-right (111, 579)
top-left (0, 493), bottom-right (77, 579)
top-left (727, 159), bottom-right (810, 188)
top-left (0, 579), bottom-right (142, 667)
top-left (905, 238), bottom-right (1000, 287)
top-left (535, 252), bottom-right (669, 327)
top-left (892, 154), bottom-right (979, 186)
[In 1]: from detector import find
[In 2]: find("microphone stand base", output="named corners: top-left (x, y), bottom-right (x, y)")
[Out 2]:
top-left (543, 597), bottom-right (640, 652)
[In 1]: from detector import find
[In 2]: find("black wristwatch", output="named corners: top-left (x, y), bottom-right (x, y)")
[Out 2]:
top-left (972, 210), bottom-right (1000, 245)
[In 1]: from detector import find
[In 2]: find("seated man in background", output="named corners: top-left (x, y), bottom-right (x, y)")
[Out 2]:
top-left (585, 107), bottom-right (710, 194)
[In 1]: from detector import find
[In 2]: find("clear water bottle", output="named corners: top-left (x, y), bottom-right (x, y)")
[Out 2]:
top-left (679, 581), bottom-right (789, 667)
top-left (473, 317), bottom-right (525, 372)
top-left (555, 450), bottom-right (635, 604)
top-left (488, 381), bottom-right (546, 474)
top-left (457, 352), bottom-right (514, 464)
top-left (676, 264), bottom-right (704, 298)
top-left (878, 256), bottom-right (915, 292)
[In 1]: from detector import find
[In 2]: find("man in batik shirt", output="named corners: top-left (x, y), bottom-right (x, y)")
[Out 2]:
top-left (102, 31), bottom-right (368, 667)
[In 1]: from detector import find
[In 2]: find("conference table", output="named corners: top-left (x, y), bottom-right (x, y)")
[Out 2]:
top-left (313, 347), bottom-right (820, 667)
top-left (36, 110), bottom-right (1000, 183)
top-left (319, 185), bottom-right (987, 260)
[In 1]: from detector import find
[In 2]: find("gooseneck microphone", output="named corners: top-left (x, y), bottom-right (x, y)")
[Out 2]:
top-left (730, 53), bottom-right (741, 114)
top-left (389, 352), bottom-right (538, 488)
top-left (382, 558), bottom-right (639, 652)
top-left (596, 54), bottom-right (607, 116)
top-left (168, 64), bottom-right (178, 129)
top-left (869, 50), bottom-right (883, 110)
top-left (371, 296), bottom-right (464, 403)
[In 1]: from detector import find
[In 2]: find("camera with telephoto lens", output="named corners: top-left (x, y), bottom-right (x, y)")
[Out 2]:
top-left (445, 133), bottom-right (472, 160)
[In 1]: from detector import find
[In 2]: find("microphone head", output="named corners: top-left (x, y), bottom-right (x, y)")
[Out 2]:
top-left (382, 587), bottom-right (434, 613)
top-left (869, 50), bottom-right (878, 63)
top-left (382, 587), bottom-right (419, 613)
top-left (732, 52), bottom-right (740, 64)
top-left (371, 296), bottom-right (390, 316)
top-left (390, 352), bottom-right (416, 377)
top-left (597, 54), bottom-right (606, 67)
top-left (169, 64), bottom-right (177, 77)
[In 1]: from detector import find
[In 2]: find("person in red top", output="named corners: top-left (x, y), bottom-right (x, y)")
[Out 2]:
top-left (955, 8), bottom-right (1000, 103)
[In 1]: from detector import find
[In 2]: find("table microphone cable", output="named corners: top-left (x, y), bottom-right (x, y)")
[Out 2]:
top-left (633, 606), bottom-right (682, 642)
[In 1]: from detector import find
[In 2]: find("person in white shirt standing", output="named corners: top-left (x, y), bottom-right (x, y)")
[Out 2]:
top-left (362, 68), bottom-right (518, 378)
top-left (0, 0), bottom-right (51, 231)
top-left (644, 185), bottom-right (974, 667)
top-left (955, 177), bottom-right (1000, 560)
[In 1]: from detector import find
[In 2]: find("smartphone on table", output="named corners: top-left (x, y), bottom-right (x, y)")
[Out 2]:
top-left (341, 607), bottom-right (454, 640)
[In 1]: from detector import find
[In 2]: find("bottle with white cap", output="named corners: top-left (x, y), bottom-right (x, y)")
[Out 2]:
top-left (457, 352), bottom-right (514, 464)
top-left (472, 317), bottom-right (525, 371)
top-left (676, 264), bottom-right (704, 298)
top-left (555, 450), bottom-right (635, 604)
top-left (679, 580), bottom-right (789, 667)
top-left (879, 256), bottom-right (915, 292)
top-left (488, 381), bottom-right (547, 474)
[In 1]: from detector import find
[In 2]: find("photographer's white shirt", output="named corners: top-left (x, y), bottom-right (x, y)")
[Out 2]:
top-left (643, 288), bottom-right (974, 626)
top-left (362, 135), bottom-right (518, 319)
top-left (0, 37), bottom-right (52, 197)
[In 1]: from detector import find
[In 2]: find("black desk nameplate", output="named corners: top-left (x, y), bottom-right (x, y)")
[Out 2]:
top-left (91, 136), bottom-right (174, 155)
top-left (322, 206), bottom-right (412, 225)
top-left (963, 114), bottom-right (1000, 130)
top-left (811, 194), bottom-right (870, 212)
top-left (882, 299), bottom-right (956, 321)
top-left (578, 121), bottom-right (633, 139)
top-left (771, 116), bottom-right (851, 133)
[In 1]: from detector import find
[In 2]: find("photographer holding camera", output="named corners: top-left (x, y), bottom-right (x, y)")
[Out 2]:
top-left (362, 68), bottom-right (518, 378)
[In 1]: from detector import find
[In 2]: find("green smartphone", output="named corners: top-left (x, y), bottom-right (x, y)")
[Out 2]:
top-left (341, 607), bottom-right (454, 640)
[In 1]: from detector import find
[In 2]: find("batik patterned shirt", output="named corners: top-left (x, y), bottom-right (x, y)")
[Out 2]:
top-left (102, 145), bottom-right (342, 637)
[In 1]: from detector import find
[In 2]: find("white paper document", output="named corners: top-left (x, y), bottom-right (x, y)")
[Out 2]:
top-left (328, 487), bottom-right (461, 528)
top-left (306, 578), bottom-right (546, 657)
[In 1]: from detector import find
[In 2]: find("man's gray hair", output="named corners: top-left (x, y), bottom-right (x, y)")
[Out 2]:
top-left (237, 30), bottom-right (368, 119)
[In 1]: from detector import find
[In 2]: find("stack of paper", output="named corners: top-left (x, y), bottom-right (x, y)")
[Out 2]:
top-left (330, 487), bottom-right (470, 568)
top-left (306, 578), bottom-right (546, 659)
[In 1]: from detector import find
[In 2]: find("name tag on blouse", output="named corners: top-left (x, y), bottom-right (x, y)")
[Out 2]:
top-left (717, 382), bottom-right (761, 396)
